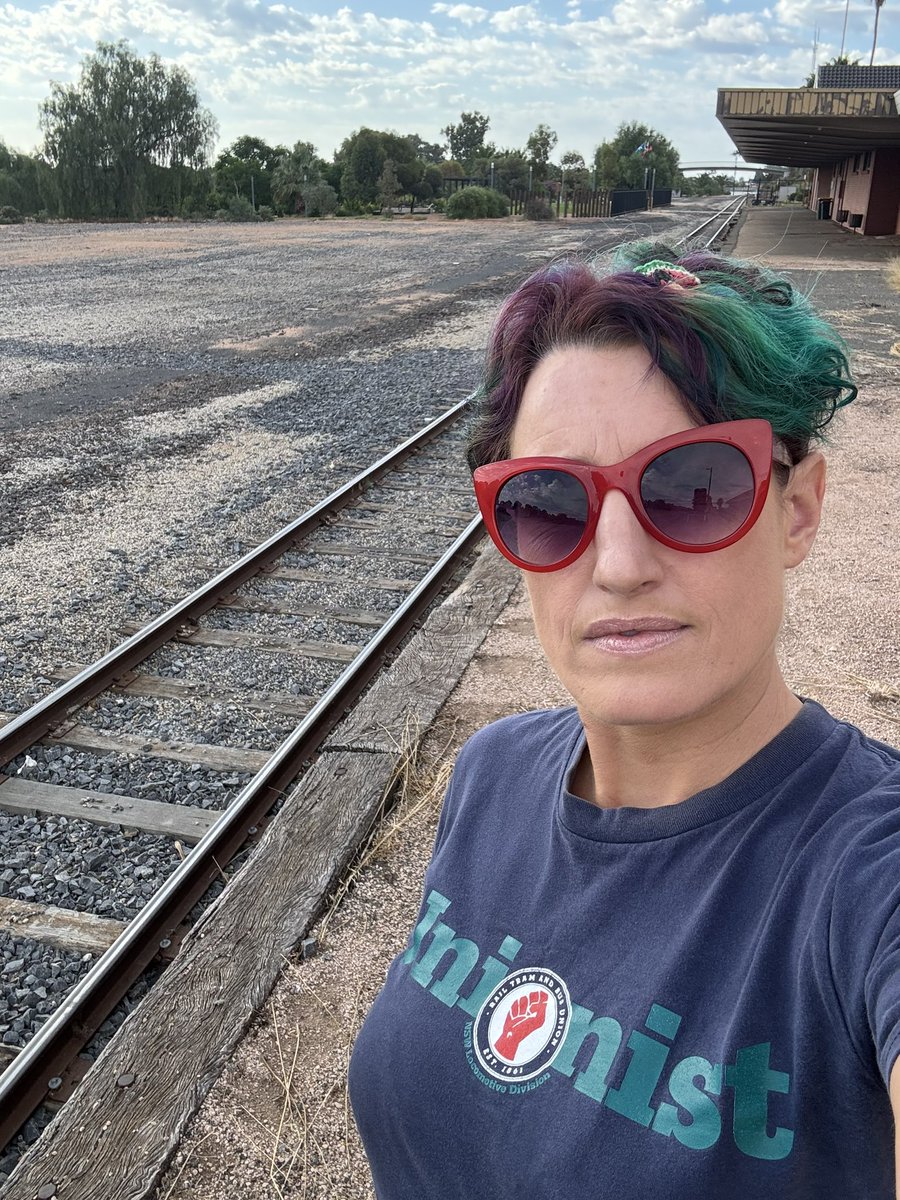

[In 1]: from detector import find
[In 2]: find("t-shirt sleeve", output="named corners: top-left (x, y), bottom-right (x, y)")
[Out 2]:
top-left (829, 796), bottom-right (900, 1087)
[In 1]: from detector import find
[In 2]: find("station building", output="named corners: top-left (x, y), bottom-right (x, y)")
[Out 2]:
top-left (717, 64), bottom-right (900, 236)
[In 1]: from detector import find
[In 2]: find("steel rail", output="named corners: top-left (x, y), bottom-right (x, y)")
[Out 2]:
top-left (0, 395), bottom-right (470, 771)
top-left (0, 512), bottom-right (487, 1148)
top-left (700, 195), bottom-right (748, 249)
top-left (675, 195), bottom-right (746, 248)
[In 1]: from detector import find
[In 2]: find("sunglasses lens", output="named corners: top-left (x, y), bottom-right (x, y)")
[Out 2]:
top-left (641, 441), bottom-right (755, 546)
top-left (494, 469), bottom-right (589, 566)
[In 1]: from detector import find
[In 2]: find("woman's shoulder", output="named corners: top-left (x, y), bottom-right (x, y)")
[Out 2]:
top-left (456, 705), bottom-right (581, 770)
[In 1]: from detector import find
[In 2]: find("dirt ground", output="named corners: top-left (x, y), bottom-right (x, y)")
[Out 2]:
top-left (152, 214), bottom-right (900, 1200)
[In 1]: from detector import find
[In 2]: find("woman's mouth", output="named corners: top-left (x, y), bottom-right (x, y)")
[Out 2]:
top-left (583, 618), bottom-right (688, 655)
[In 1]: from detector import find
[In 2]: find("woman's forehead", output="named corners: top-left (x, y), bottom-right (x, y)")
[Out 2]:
top-left (510, 345), bottom-right (695, 460)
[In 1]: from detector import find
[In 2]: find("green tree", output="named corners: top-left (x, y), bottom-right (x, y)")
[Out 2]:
top-left (378, 158), bottom-right (401, 212)
top-left (337, 128), bottom-right (421, 206)
top-left (339, 128), bottom-right (387, 205)
top-left (525, 123), bottom-right (558, 180)
top-left (407, 133), bottom-right (445, 163)
top-left (592, 122), bottom-right (680, 190)
top-left (594, 142), bottom-right (620, 190)
top-left (271, 141), bottom-right (326, 213)
top-left (302, 182), bottom-right (338, 217)
top-left (39, 40), bottom-right (217, 218)
top-left (214, 135), bottom-right (286, 209)
top-left (442, 111), bottom-right (490, 169)
top-left (0, 142), bottom-right (53, 214)
top-left (559, 149), bottom-right (590, 190)
top-left (680, 171), bottom-right (732, 197)
top-left (487, 150), bottom-right (531, 194)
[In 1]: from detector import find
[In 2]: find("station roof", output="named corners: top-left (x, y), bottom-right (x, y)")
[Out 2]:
top-left (717, 88), bottom-right (900, 166)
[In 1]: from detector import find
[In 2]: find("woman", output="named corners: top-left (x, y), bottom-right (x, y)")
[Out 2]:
top-left (349, 243), bottom-right (900, 1197)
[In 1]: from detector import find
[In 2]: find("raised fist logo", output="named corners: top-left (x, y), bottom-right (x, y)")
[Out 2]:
top-left (492, 990), bottom-right (548, 1061)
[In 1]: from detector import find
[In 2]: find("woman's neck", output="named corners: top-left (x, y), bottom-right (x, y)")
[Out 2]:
top-left (572, 675), bottom-right (802, 809)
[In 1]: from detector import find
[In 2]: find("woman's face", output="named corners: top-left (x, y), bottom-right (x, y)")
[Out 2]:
top-left (508, 343), bottom-right (825, 730)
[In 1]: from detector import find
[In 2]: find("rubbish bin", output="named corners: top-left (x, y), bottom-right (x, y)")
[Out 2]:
top-left (817, 197), bottom-right (833, 220)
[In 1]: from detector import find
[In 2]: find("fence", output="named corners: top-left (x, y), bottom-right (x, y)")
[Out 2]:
top-left (452, 183), bottom-right (672, 218)
top-left (507, 187), bottom-right (612, 218)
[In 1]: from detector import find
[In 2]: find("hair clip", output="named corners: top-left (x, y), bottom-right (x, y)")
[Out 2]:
top-left (633, 260), bottom-right (700, 288)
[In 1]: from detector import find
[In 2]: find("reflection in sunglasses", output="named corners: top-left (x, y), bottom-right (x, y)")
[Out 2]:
top-left (494, 442), bottom-right (756, 562)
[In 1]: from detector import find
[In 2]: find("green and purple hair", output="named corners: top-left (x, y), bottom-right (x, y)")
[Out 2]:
top-left (467, 240), bottom-right (857, 472)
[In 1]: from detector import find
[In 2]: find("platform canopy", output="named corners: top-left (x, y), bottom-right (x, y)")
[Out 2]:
top-left (717, 88), bottom-right (900, 166)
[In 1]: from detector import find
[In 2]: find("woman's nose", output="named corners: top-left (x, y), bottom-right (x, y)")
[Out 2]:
top-left (589, 488), bottom-right (664, 595)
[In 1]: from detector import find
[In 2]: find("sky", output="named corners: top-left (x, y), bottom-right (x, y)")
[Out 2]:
top-left (2, 0), bottom-right (898, 167)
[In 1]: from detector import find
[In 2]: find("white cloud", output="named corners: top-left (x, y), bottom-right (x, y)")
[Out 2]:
top-left (696, 12), bottom-right (769, 44)
top-left (489, 3), bottom-right (542, 33)
top-left (431, 2), bottom-right (489, 25)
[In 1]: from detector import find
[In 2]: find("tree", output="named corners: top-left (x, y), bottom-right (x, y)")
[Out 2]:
top-left (559, 150), bottom-right (590, 191)
top-left (442, 111), bottom-right (490, 169)
top-left (525, 124), bottom-right (558, 180)
top-left (302, 182), bottom-right (338, 217)
top-left (680, 172), bottom-right (732, 197)
top-left (594, 142), bottom-right (620, 190)
top-left (272, 141), bottom-right (326, 213)
top-left (39, 40), bottom-right (217, 218)
top-left (377, 158), bottom-right (401, 212)
top-left (592, 122), bottom-right (680, 190)
top-left (339, 128), bottom-right (385, 205)
top-left (336, 128), bottom-right (422, 207)
top-left (214, 135), bottom-right (286, 209)
top-left (0, 142), bottom-right (55, 215)
top-left (407, 133), bottom-right (445, 163)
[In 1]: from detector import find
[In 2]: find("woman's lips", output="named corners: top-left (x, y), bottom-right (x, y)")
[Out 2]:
top-left (582, 617), bottom-right (688, 655)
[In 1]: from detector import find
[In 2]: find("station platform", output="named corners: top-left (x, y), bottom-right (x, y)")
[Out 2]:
top-left (733, 203), bottom-right (900, 263)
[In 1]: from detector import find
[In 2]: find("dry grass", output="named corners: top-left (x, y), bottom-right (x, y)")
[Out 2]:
top-left (223, 714), bottom-right (457, 1198)
top-left (885, 256), bottom-right (900, 294)
top-left (315, 714), bottom-right (455, 950)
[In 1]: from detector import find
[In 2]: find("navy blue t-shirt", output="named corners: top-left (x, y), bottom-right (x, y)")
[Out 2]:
top-left (350, 701), bottom-right (900, 1198)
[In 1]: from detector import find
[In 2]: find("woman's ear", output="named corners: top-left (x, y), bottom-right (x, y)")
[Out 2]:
top-left (782, 451), bottom-right (826, 569)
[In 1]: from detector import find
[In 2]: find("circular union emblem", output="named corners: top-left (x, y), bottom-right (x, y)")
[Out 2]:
top-left (473, 968), bottom-right (571, 1082)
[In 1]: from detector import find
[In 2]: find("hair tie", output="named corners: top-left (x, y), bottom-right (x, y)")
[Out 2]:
top-left (633, 260), bottom-right (700, 288)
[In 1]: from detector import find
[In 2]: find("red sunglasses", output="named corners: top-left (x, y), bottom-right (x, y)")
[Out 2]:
top-left (473, 419), bottom-right (774, 572)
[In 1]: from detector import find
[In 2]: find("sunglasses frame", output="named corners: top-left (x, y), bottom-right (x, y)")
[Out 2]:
top-left (472, 419), bottom-right (775, 572)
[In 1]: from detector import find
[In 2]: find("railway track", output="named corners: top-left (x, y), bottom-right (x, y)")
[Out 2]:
top-left (0, 397), bottom-right (486, 1167)
top-left (0, 201), bottom-right (746, 1192)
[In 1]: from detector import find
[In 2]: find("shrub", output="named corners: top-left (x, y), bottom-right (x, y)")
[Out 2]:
top-left (0, 205), bottom-right (23, 224)
top-left (524, 196), bottom-right (554, 221)
top-left (336, 198), bottom-right (364, 216)
top-left (446, 186), bottom-right (508, 219)
top-left (257, 205), bottom-right (275, 221)
top-left (225, 195), bottom-right (259, 221)
top-left (302, 183), bottom-right (338, 218)
top-left (430, 196), bottom-right (447, 213)
top-left (486, 189), bottom-right (509, 217)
